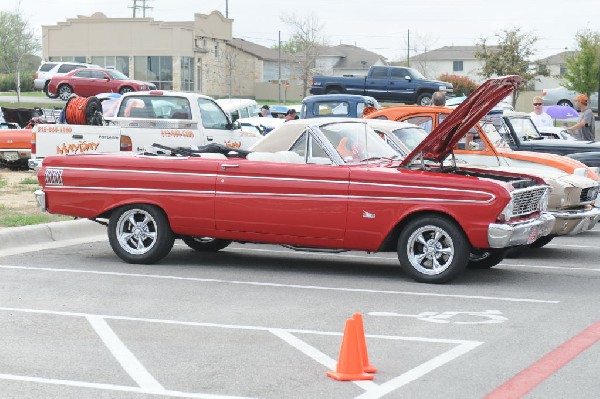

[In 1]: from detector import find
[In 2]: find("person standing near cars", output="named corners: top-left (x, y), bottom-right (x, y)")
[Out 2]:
top-left (284, 109), bottom-right (297, 122)
top-left (529, 96), bottom-right (553, 129)
top-left (566, 94), bottom-right (596, 141)
top-left (431, 91), bottom-right (446, 106)
top-left (259, 105), bottom-right (273, 118)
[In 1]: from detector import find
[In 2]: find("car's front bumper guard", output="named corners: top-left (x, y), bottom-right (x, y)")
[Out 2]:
top-left (547, 207), bottom-right (600, 236)
top-left (488, 213), bottom-right (556, 248)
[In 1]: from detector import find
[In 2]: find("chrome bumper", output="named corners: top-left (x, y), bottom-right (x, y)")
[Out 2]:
top-left (547, 207), bottom-right (600, 235)
top-left (28, 158), bottom-right (42, 171)
top-left (34, 189), bottom-right (47, 212)
top-left (488, 214), bottom-right (556, 248)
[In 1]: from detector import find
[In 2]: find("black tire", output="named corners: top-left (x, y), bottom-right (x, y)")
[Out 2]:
top-left (397, 216), bottom-right (470, 283)
top-left (58, 84), bottom-right (73, 101)
top-left (182, 237), bottom-right (232, 252)
top-left (119, 86), bottom-right (134, 94)
top-left (416, 92), bottom-right (433, 106)
top-left (528, 235), bottom-right (555, 249)
top-left (325, 89), bottom-right (340, 94)
top-left (44, 81), bottom-right (58, 99)
top-left (557, 100), bottom-right (573, 108)
top-left (467, 249), bottom-right (508, 269)
top-left (108, 204), bottom-right (175, 264)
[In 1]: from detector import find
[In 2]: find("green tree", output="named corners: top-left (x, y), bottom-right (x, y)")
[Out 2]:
top-left (475, 28), bottom-right (548, 106)
top-left (280, 14), bottom-right (327, 97)
top-left (562, 29), bottom-right (600, 96)
top-left (0, 6), bottom-right (40, 102)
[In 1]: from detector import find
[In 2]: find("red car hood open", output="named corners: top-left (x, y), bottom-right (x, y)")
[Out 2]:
top-left (400, 75), bottom-right (524, 166)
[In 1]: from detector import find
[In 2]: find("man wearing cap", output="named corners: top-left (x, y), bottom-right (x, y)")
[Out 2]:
top-left (566, 94), bottom-right (595, 141)
top-left (259, 105), bottom-right (273, 118)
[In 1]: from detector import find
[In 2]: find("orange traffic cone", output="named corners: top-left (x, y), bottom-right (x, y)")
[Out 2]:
top-left (327, 318), bottom-right (374, 381)
top-left (353, 313), bottom-right (377, 373)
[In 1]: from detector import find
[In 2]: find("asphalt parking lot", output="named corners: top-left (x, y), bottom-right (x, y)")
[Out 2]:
top-left (1, 222), bottom-right (599, 398)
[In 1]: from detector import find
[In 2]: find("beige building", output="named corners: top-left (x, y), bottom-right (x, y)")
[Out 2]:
top-left (42, 11), bottom-right (246, 97)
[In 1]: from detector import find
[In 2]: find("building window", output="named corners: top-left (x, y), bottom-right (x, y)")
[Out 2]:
top-left (559, 65), bottom-right (567, 76)
top-left (90, 56), bottom-right (129, 75)
top-left (537, 64), bottom-right (549, 75)
top-left (48, 56), bottom-right (86, 63)
top-left (452, 61), bottom-right (463, 72)
top-left (134, 56), bottom-right (173, 90)
top-left (181, 56), bottom-right (195, 92)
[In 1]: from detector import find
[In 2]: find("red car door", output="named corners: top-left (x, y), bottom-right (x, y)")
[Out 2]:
top-left (215, 161), bottom-right (349, 241)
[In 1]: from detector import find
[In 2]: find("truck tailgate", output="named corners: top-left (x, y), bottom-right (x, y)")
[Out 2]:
top-left (32, 124), bottom-right (121, 159)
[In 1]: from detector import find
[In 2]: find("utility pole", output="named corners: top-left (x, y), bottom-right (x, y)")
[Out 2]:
top-left (225, 0), bottom-right (229, 18)
top-left (407, 29), bottom-right (410, 67)
top-left (129, 0), bottom-right (153, 18)
top-left (278, 31), bottom-right (282, 103)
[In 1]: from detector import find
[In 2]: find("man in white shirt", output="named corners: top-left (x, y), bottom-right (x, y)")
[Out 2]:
top-left (529, 96), bottom-right (553, 129)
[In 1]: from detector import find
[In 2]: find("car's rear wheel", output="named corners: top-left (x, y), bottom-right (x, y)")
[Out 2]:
top-left (108, 204), bottom-right (174, 264)
top-left (325, 89), bottom-right (340, 94)
top-left (397, 216), bottom-right (469, 283)
top-left (416, 92), bottom-right (433, 106)
top-left (44, 81), bottom-right (57, 99)
top-left (119, 86), bottom-right (134, 94)
top-left (182, 237), bottom-right (232, 252)
top-left (467, 249), bottom-right (507, 269)
top-left (557, 100), bottom-right (573, 107)
top-left (58, 84), bottom-right (73, 101)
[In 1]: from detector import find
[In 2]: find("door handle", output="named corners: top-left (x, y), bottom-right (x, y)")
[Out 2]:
top-left (221, 163), bottom-right (239, 170)
top-left (72, 135), bottom-right (83, 139)
top-left (206, 136), bottom-right (213, 141)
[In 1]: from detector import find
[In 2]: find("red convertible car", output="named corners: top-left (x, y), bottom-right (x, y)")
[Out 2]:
top-left (35, 76), bottom-right (555, 283)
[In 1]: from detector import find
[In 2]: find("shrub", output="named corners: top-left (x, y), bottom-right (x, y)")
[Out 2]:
top-left (438, 74), bottom-right (479, 96)
top-left (0, 71), bottom-right (36, 92)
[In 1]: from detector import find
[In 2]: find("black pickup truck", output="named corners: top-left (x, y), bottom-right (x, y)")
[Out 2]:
top-left (309, 65), bottom-right (453, 105)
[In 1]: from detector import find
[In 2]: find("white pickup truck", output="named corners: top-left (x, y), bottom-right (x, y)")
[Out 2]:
top-left (29, 91), bottom-right (262, 169)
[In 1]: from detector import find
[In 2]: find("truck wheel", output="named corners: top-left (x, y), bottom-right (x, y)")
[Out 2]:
top-left (326, 89), bottom-right (340, 94)
top-left (416, 93), bottom-right (433, 106)
top-left (108, 204), bottom-right (174, 264)
top-left (182, 237), bottom-right (232, 252)
top-left (119, 86), bottom-right (134, 94)
top-left (58, 84), bottom-right (73, 101)
top-left (44, 82), bottom-right (57, 99)
top-left (557, 100), bottom-right (573, 107)
top-left (397, 216), bottom-right (469, 283)
top-left (467, 249), bottom-right (507, 269)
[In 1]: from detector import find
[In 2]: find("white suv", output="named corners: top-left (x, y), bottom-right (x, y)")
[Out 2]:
top-left (34, 61), bottom-right (99, 98)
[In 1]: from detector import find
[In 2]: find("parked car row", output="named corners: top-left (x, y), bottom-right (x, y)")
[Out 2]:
top-left (542, 86), bottom-right (598, 112)
top-left (33, 76), bottom-right (599, 284)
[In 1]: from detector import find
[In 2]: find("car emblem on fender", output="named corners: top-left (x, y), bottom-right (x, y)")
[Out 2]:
top-left (362, 210), bottom-right (376, 219)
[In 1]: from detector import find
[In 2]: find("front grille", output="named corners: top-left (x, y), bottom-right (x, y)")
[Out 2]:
top-left (511, 187), bottom-right (547, 217)
top-left (580, 186), bottom-right (600, 204)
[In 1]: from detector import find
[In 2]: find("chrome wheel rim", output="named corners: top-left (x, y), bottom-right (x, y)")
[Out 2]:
top-left (59, 86), bottom-right (72, 100)
top-left (406, 225), bottom-right (454, 275)
top-left (116, 209), bottom-right (158, 255)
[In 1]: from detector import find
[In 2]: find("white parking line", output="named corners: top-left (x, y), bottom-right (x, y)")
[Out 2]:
top-left (0, 306), bottom-right (482, 399)
top-left (87, 315), bottom-right (165, 392)
top-left (499, 263), bottom-right (600, 272)
top-left (0, 265), bottom-right (559, 304)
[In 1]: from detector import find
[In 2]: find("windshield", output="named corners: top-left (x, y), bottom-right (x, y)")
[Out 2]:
top-left (392, 127), bottom-right (428, 151)
top-left (507, 117), bottom-right (542, 140)
top-left (107, 70), bottom-right (130, 80)
top-left (318, 122), bottom-right (399, 164)
top-left (481, 122), bottom-right (512, 151)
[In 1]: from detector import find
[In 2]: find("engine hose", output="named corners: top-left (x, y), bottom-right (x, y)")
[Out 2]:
top-left (64, 96), bottom-right (104, 126)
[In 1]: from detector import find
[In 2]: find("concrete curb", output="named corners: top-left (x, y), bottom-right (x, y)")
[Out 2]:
top-left (0, 219), bottom-right (106, 250)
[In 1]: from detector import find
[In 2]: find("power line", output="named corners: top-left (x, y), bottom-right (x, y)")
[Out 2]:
top-left (129, 0), bottom-right (153, 18)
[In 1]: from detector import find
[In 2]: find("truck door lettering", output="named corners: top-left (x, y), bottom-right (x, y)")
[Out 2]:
top-left (56, 142), bottom-right (101, 155)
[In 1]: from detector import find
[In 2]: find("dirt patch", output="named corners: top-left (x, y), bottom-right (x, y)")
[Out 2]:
top-left (0, 168), bottom-right (70, 228)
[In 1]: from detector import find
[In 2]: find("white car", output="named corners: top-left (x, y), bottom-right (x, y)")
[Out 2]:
top-left (542, 86), bottom-right (598, 112)
top-left (34, 61), bottom-right (100, 98)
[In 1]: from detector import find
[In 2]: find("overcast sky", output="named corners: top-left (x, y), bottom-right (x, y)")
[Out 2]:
top-left (3, 0), bottom-right (599, 62)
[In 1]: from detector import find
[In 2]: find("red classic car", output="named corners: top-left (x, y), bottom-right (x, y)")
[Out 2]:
top-left (47, 68), bottom-right (156, 101)
top-left (35, 76), bottom-right (555, 283)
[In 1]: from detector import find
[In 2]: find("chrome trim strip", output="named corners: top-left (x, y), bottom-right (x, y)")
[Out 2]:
top-left (46, 186), bottom-right (214, 195)
top-left (55, 166), bottom-right (215, 178)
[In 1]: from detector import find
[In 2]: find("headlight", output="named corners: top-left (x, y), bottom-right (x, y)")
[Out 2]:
top-left (438, 85), bottom-right (446, 91)
top-left (497, 200), bottom-right (513, 222)
top-left (538, 188), bottom-right (550, 212)
top-left (587, 186), bottom-right (600, 202)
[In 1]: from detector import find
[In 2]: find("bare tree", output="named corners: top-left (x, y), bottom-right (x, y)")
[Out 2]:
top-left (280, 13), bottom-right (327, 97)
top-left (407, 32), bottom-right (438, 77)
top-left (475, 28), bottom-right (548, 106)
top-left (219, 44), bottom-right (239, 98)
top-left (0, 4), bottom-right (40, 103)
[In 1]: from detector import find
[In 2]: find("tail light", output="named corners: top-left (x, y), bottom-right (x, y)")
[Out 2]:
top-left (120, 135), bottom-right (132, 151)
top-left (542, 90), bottom-right (546, 97)
top-left (31, 132), bottom-right (36, 155)
top-left (35, 72), bottom-right (38, 79)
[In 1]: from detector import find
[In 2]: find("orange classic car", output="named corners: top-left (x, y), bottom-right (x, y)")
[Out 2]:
top-left (364, 105), bottom-right (600, 181)
top-left (36, 76), bottom-right (555, 284)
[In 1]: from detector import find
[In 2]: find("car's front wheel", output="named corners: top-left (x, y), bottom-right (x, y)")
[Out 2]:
top-left (119, 86), bottom-right (134, 94)
top-left (397, 216), bottom-right (469, 283)
top-left (58, 84), bottom-right (73, 101)
top-left (108, 204), bottom-right (174, 264)
top-left (416, 92), bottom-right (433, 106)
top-left (182, 237), bottom-right (232, 252)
